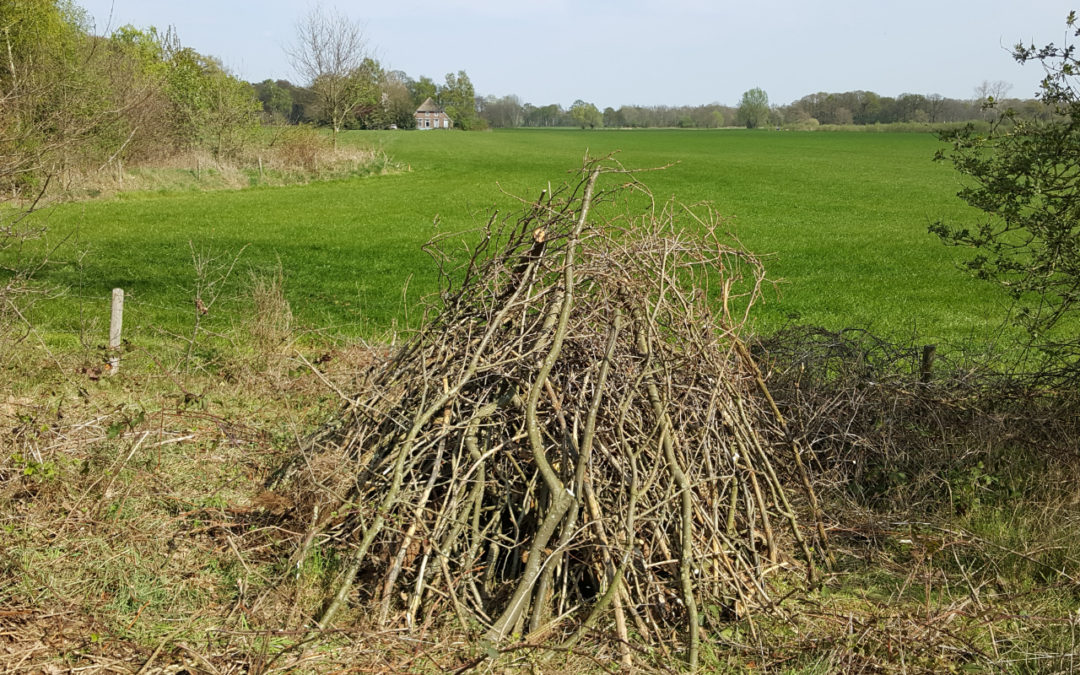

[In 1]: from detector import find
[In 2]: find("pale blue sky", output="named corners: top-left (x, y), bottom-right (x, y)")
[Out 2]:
top-left (75, 1), bottom-right (1074, 108)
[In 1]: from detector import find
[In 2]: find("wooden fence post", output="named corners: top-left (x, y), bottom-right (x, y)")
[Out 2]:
top-left (920, 344), bottom-right (936, 383)
top-left (109, 288), bottom-right (124, 375)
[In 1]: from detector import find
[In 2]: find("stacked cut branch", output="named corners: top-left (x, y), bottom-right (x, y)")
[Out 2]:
top-left (287, 158), bottom-right (828, 667)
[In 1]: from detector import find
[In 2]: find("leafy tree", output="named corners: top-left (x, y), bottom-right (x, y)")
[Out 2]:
top-left (853, 91), bottom-right (883, 124)
top-left (602, 106), bottom-right (622, 128)
top-left (1, 0), bottom-right (107, 192)
top-left (736, 87), bottom-right (770, 128)
top-left (1, 0), bottom-right (111, 345)
top-left (96, 26), bottom-right (175, 160)
top-left (525, 103), bottom-right (564, 127)
top-left (439, 70), bottom-right (484, 130)
top-left (569, 100), bottom-right (602, 129)
top-left (255, 79), bottom-right (294, 122)
top-left (163, 47), bottom-right (260, 157)
top-left (270, 79), bottom-right (317, 123)
top-left (343, 57), bottom-right (390, 129)
top-left (480, 94), bottom-right (523, 128)
top-left (932, 12), bottom-right (1080, 375)
top-left (194, 61), bottom-right (261, 156)
top-left (410, 75), bottom-right (437, 107)
top-left (384, 71), bottom-right (419, 128)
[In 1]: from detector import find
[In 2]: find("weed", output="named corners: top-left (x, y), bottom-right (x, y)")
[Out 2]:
top-left (246, 259), bottom-right (293, 355)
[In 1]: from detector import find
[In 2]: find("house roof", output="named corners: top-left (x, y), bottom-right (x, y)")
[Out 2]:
top-left (415, 97), bottom-right (444, 114)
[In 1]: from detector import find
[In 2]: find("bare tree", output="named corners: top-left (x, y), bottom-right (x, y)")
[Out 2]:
top-left (974, 79), bottom-right (1013, 119)
top-left (974, 79), bottom-right (1013, 102)
top-left (286, 3), bottom-right (372, 147)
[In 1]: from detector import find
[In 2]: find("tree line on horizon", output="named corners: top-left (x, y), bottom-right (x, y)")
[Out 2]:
top-left (469, 82), bottom-right (1045, 130)
top-left (2, 0), bottom-right (1058, 206)
top-left (256, 77), bottom-right (1047, 131)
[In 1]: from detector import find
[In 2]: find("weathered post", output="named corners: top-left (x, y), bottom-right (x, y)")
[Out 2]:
top-left (920, 344), bottom-right (936, 383)
top-left (108, 288), bottom-right (124, 375)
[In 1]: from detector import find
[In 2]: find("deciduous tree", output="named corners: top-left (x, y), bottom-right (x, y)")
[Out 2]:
top-left (164, 48), bottom-right (260, 157)
top-left (438, 70), bottom-right (484, 130)
top-left (569, 100), bottom-right (602, 129)
top-left (255, 79), bottom-right (294, 122)
top-left (287, 3), bottom-right (372, 146)
top-left (410, 75), bottom-right (437, 107)
top-left (932, 12), bottom-right (1080, 377)
top-left (384, 71), bottom-right (419, 128)
top-left (480, 94), bottom-right (523, 128)
top-left (736, 87), bottom-right (770, 128)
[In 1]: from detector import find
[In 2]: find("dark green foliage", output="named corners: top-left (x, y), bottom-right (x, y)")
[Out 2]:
top-left (932, 12), bottom-right (1080, 377)
top-left (253, 79), bottom-right (318, 124)
top-left (254, 79), bottom-right (295, 122)
top-left (569, 99), bottom-right (602, 128)
top-left (339, 58), bottom-right (392, 130)
top-left (737, 87), bottom-right (770, 129)
top-left (409, 75), bottom-right (438, 108)
top-left (438, 70), bottom-right (485, 130)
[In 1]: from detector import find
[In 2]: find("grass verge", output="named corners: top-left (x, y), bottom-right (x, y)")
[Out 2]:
top-left (2, 283), bottom-right (1078, 672)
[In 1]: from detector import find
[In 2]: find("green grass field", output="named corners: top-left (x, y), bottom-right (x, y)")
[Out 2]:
top-left (21, 128), bottom-right (1006, 350)
top-left (6, 128), bottom-right (1080, 673)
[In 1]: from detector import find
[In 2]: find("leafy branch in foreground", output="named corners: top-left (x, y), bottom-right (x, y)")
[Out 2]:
top-left (932, 11), bottom-right (1080, 378)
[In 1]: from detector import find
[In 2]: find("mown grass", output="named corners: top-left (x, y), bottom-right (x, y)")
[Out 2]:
top-left (13, 128), bottom-right (1013, 354)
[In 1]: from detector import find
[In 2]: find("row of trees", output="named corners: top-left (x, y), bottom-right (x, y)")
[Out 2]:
top-left (778, 85), bottom-right (1045, 127)
top-left (221, 5), bottom-right (1049, 136)
top-left (475, 97), bottom-right (735, 129)
top-left (264, 5), bottom-right (486, 141)
top-left (252, 68), bottom-right (483, 133)
top-left (473, 85), bottom-right (1052, 131)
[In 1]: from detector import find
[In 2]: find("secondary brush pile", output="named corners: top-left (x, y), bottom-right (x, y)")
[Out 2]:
top-left (284, 158), bottom-right (828, 665)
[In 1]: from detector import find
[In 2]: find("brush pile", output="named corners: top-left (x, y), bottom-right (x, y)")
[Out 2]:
top-left (290, 159), bottom-right (828, 665)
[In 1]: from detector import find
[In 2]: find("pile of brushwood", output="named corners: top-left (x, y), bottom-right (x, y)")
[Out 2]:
top-left (278, 158), bottom-right (830, 668)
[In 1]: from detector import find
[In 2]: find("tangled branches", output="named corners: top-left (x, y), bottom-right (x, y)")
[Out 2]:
top-left (285, 158), bottom-right (828, 667)
top-left (758, 325), bottom-right (1080, 513)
